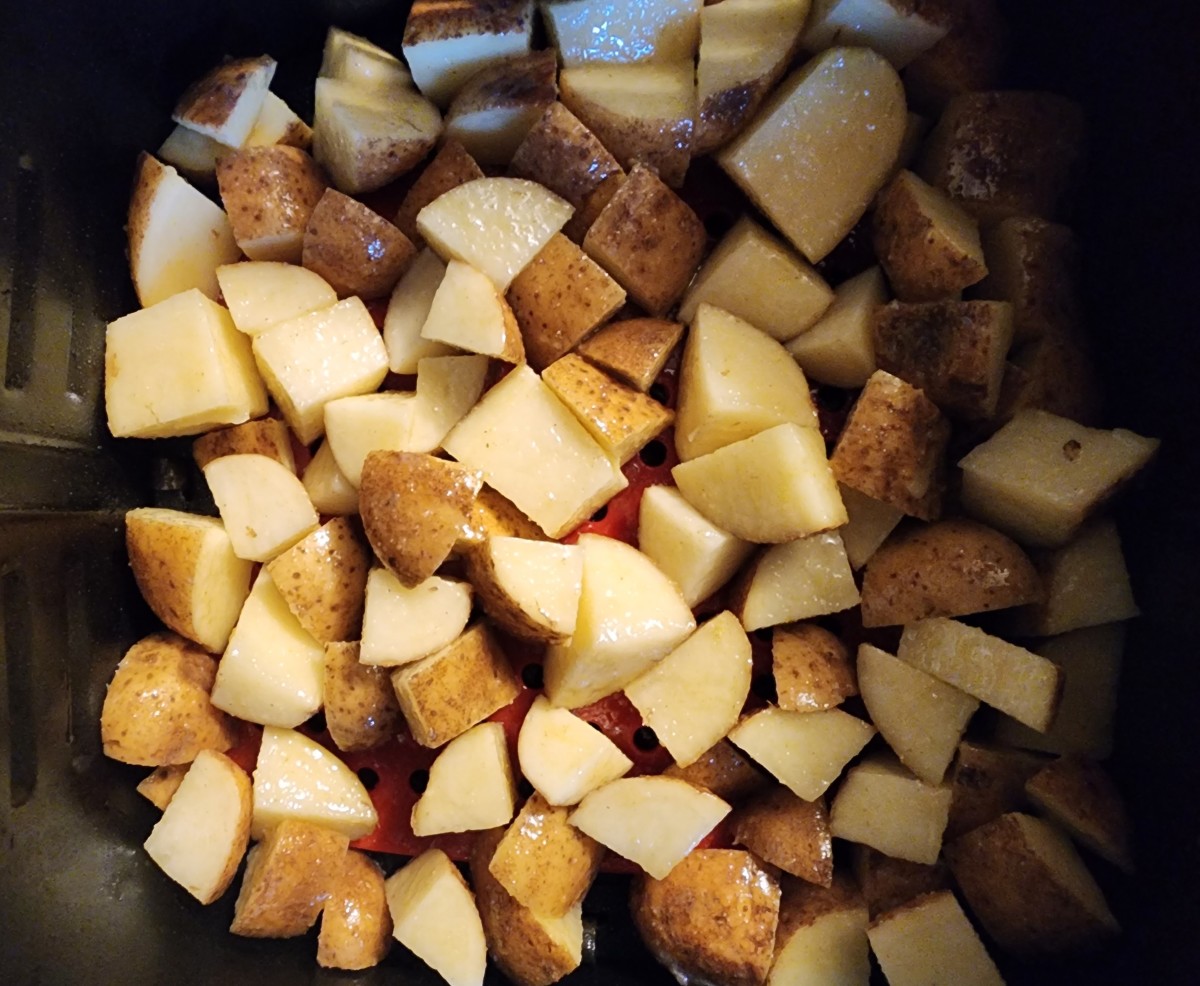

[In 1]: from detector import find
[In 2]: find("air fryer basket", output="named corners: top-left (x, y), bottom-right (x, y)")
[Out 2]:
top-left (2, 1), bottom-right (1197, 983)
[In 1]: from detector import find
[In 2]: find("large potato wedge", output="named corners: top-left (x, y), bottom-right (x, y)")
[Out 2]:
top-left (216, 145), bottom-right (327, 263)
top-left (317, 849), bottom-right (393, 970)
top-left (303, 188), bottom-right (416, 299)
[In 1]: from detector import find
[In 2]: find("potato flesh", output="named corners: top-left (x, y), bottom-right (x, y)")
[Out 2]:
top-left (411, 722), bottom-right (516, 835)
top-left (517, 695), bottom-right (633, 805)
top-left (359, 568), bottom-right (473, 667)
top-left (737, 531), bottom-right (860, 631)
top-left (202, 453), bottom-right (319, 562)
top-left (544, 0), bottom-right (702, 65)
top-left (866, 890), bottom-right (1004, 986)
top-left (382, 248), bottom-right (454, 373)
top-left (786, 266), bottom-right (886, 390)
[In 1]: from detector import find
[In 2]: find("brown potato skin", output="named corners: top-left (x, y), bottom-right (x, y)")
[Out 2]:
top-left (136, 763), bottom-right (189, 810)
top-left (1025, 756), bottom-right (1133, 873)
top-left (663, 740), bottom-right (771, 803)
top-left (575, 317), bottom-right (683, 393)
top-left (100, 632), bottom-right (238, 766)
top-left (173, 55), bottom-right (274, 130)
top-left (772, 623), bottom-right (857, 712)
top-left (510, 101), bottom-right (625, 209)
top-left (323, 641), bottom-right (402, 753)
top-left (266, 517), bottom-right (370, 643)
top-left (731, 788), bottom-right (833, 887)
top-left (850, 844), bottom-right (952, 920)
top-left (904, 0), bottom-right (1007, 111)
top-left (775, 870), bottom-right (864, 936)
top-left (945, 740), bottom-right (1046, 841)
top-left (317, 849), bottom-right (393, 969)
top-left (453, 486), bottom-right (548, 557)
top-left (192, 418), bottom-right (296, 472)
top-left (860, 517), bottom-right (1041, 627)
top-left (302, 188), bottom-right (416, 299)
top-left (630, 849), bottom-right (781, 986)
top-left (216, 144), bottom-right (327, 263)
top-left (394, 139), bottom-right (485, 246)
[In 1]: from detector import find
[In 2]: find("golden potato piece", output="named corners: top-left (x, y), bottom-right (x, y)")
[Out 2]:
top-left (1025, 756), bottom-right (1133, 873)
top-left (317, 849), bottom-right (393, 970)
top-left (323, 641), bottom-right (402, 753)
top-left (662, 740), bottom-right (770, 804)
top-left (630, 849), bottom-right (781, 986)
top-left (510, 102), bottom-right (624, 209)
top-left (172, 55), bottom-right (276, 146)
top-left (575, 317), bottom-right (683, 393)
top-left (850, 844), bottom-right (951, 920)
top-left (731, 787), bottom-right (833, 887)
top-left (360, 451), bottom-right (483, 587)
top-left (772, 622), bottom-right (857, 712)
top-left (265, 517), bottom-right (370, 643)
top-left (454, 485), bottom-right (548, 556)
top-left (100, 632), bottom-right (237, 766)
top-left (303, 188), bottom-right (417, 299)
top-left (230, 818), bottom-right (350, 937)
top-left (192, 417), bottom-right (297, 472)
top-left (216, 145), bottom-right (327, 263)
top-left (945, 740), bottom-right (1046, 842)
top-left (860, 517), bottom-right (1041, 627)
top-left (394, 138), bottom-right (485, 247)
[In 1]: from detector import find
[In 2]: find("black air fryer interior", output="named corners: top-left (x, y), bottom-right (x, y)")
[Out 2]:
top-left (2, 1), bottom-right (1198, 984)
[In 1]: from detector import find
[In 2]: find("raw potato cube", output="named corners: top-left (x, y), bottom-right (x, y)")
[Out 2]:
top-left (408, 354), bottom-right (490, 453)
top-left (210, 569), bottom-right (325, 728)
top-left (570, 776), bottom-right (731, 879)
top-left (250, 726), bottom-right (378, 840)
top-left (786, 266), bottom-right (885, 389)
top-left (411, 722), bottom-right (516, 835)
top-left (302, 188), bottom-right (416, 299)
top-left (673, 424), bottom-right (847, 543)
top-left (958, 409), bottom-right (1159, 547)
top-left (768, 874), bottom-right (870, 986)
top-left (1005, 520), bottom-right (1139, 637)
top-left (857, 643), bottom-right (978, 784)
top-left (320, 27), bottom-right (412, 90)
top-left (676, 304), bottom-right (819, 462)
top-left (386, 849), bottom-right (487, 986)
top-left (872, 169), bottom-right (986, 302)
top-left (872, 299), bottom-right (1014, 420)
top-left (630, 850), bottom-right (781, 986)
top-left (773, 623), bottom-right (857, 713)
top-left (575, 317), bottom-right (683, 392)
top-left (860, 517), bottom-right (1041, 627)
top-left (543, 534), bottom-right (696, 709)
top-left (395, 139), bottom-right (485, 246)
top-left (215, 261), bottom-right (338, 337)
top-left (851, 845), bottom-right (951, 919)
top-left (509, 101), bottom-right (624, 209)
top-left (729, 707), bottom-right (875, 801)
top-left (360, 568), bottom-right (473, 668)
top-left (383, 249), bottom-right (454, 373)
top-left (265, 516), bottom-right (370, 643)
top-left (732, 531), bottom-right (860, 631)
top-left (303, 440), bottom-right (360, 516)
top-left (251, 296), bottom-right (390, 444)
top-left (317, 850), bottom-right (393, 970)
top-left (803, 0), bottom-right (947, 68)
top-left (542, 354), bottom-right (674, 464)
top-left (216, 145), bottom-right (326, 263)
top-left (359, 451), bottom-right (482, 587)
top-left (105, 289), bottom-right (266, 439)
top-left (467, 537), bottom-right (584, 644)
top-left (125, 508), bottom-right (253, 654)
top-left (637, 484), bottom-right (753, 609)
top-left (138, 764), bottom-right (189, 811)
top-left (142, 750), bottom-right (251, 904)
top-left (993, 623), bottom-right (1125, 759)
top-left (559, 62), bottom-right (696, 188)
top-left (717, 47), bottom-right (906, 262)
top-left (829, 755), bottom-right (952, 865)
top-left (443, 365), bottom-right (627, 539)
top-left (945, 812), bottom-right (1119, 954)
top-left (1025, 756), bottom-right (1133, 873)
top-left (417, 176), bottom-right (573, 291)
top-left (402, 0), bottom-right (534, 107)
top-left (488, 792), bottom-right (606, 916)
top-left (680, 216), bottom-right (834, 342)
top-left (323, 641), bottom-right (401, 753)
top-left (830, 370), bottom-right (950, 520)
top-left (391, 623), bottom-right (521, 747)
top-left (565, 171), bottom-right (627, 243)
top-left (517, 695), bottom-right (633, 805)
top-left (157, 124), bottom-right (228, 184)
top-left (421, 258), bottom-right (524, 362)
top-left (324, 392), bottom-right (419, 488)
top-left (582, 163), bottom-right (706, 316)
top-left (945, 740), bottom-right (1044, 842)
top-left (662, 740), bottom-right (770, 803)
top-left (101, 632), bottom-right (237, 767)
top-left (506, 233), bottom-right (627, 370)
top-left (458, 486), bottom-right (549, 548)
top-left (203, 453), bottom-right (319, 562)
top-left (898, 618), bottom-right (1063, 733)
top-left (247, 90), bottom-right (313, 148)
top-left (838, 484), bottom-right (903, 570)
top-left (542, 0), bottom-right (702, 66)
top-left (624, 610), bottom-right (753, 768)
top-left (867, 890), bottom-right (1005, 986)
top-left (731, 787), bottom-right (833, 886)
top-left (918, 90), bottom-right (1085, 223)
top-left (230, 819), bottom-right (350, 938)
top-left (192, 417), bottom-right (295, 471)
top-left (172, 55), bottom-right (276, 146)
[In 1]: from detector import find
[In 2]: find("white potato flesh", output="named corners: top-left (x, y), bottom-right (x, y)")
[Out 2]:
top-left (543, 0), bottom-right (702, 65)
top-left (738, 531), bottom-right (860, 631)
top-left (157, 124), bottom-right (227, 182)
top-left (321, 27), bottom-right (413, 90)
top-left (768, 903), bottom-right (870, 986)
top-left (420, 258), bottom-right (519, 358)
top-left (411, 722), bottom-right (516, 836)
top-left (216, 262), bottom-right (337, 336)
top-left (383, 248), bottom-right (454, 373)
top-left (867, 890), bottom-right (1005, 986)
top-left (476, 537), bottom-right (584, 642)
top-left (203, 453), bottom-right (319, 562)
top-left (837, 483), bottom-right (903, 570)
top-left (802, 0), bottom-right (947, 69)
top-left (303, 440), bottom-right (360, 516)
top-left (251, 726), bottom-right (378, 840)
top-left (324, 392), bottom-right (419, 487)
top-left (359, 568), bottom-right (473, 667)
top-left (172, 57), bottom-right (276, 146)
top-left (408, 354), bottom-right (490, 453)
top-left (517, 695), bottom-right (633, 806)
top-left (786, 265), bottom-right (885, 389)
top-left (245, 91), bottom-right (312, 146)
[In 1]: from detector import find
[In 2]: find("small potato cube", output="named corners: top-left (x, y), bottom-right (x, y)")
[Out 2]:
top-left (945, 812), bottom-right (1119, 954)
top-left (872, 169), bottom-right (986, 302)
top-left (203, 453), bottom-right (319, 563)
top-left (456, 486), bottom-right (548, 549)
top-left (1001, 327), bottom-right (1103, 426)
top-left (391, 623), bottom-right (521, 748)
top-left (542, 354), bottom-right (673, 465)
top-left (172, 55), bottom-right (276, 146)
top-left (465, 537), bottom-right (583, 644)
top-left (630, 849), bottom-right (781, 986)
top-left (303, 188), bottom-right (416, 299)
top-left (850, 845), bottom-right (951, 919)
top-left (506, 233), bottom-right (627, 370)
top-left (575, 317), bottom-right (683, 392)
top-left (732, 532), bottom-right (860, 632)
top-left (509, 101), bottom-right (624, 208)
top-left (786, 266), bottom-right (886, 391)
top-left (360, 569), bottom-right (473, 668)
top-left (193, 418), bottom-right (296, 472)
top-left (216, 145), bottom-right (326, 263)
top-left (872, 299), bottom-right (1014, 420)
top-left (838, 483), bottom-right (904, 570)
top-left (867, 890), bottom-right (1005, 986)
top-left (303, 440), bottom-right (360, 516)
top-left (1025, 756), bottom-right (1133, 873)
top-left (411, 722), bottom-right (516, 836)
top-left (918, 90), bottom-right (1085, 223)
top-left (945, 740), bottom-right (1045, 842)
top-left (489, 793), bottom-right (606, 917)
top-left (317, 850), bottom-right (393, 970)
top-left (420, 258), bottom-right (525, 363)
top-left (731, 787), bottom-right (833, 887)
top-left (383, 249), bottom-right (454, 374)
top-left (561, 172), bottom-right (626, 243)
top-left (265, 517), bottom-right (370, 643)
top-left (769, 873), bottom-right (870, 986)
top-left (958, 409), bottom-right (1159, 548)
top-left (582, 163), bottom-right (706, 316)
top-left (230, 818), bottom-right (350, 937)
top-left (831, 370), bottom-right (950, 519)
top-left (394, 139), bottom-right (485, 246)
top-left (662, 740), bottom-right (770, 803)
top-left (772, 623), bottom-right (857, 713)
top-left (323, 641), bottom-right (402, 753)
top-left (802, 0), bottom-right (947, 69)
top-left (215, 261), bottom-right (338, 338)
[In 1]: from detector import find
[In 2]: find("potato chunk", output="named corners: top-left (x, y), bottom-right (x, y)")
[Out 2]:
top-left (867, 891), bottom-right (1004, 986)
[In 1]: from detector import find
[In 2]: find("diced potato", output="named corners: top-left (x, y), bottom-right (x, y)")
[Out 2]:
top-left (360, 568), bottom-right (473, 668)
top-left (731, 787), bottom-right (833, 887)
top-left (867, 890), bottom-right (1005, 986)
top-left (466, 537), bottom-right (583, 644)
top-left (411, 722), bottom-right (516, 835)
top-left (768, 874), bottom-right (870, 986)
top-left (172, 55), bottom-right (277, 146)
top-left (382, 248), bottom-right (454, 373)
top-left (851, 844), bottom-right (951, 919)
top-left (408, 354), bottom-right (490, 452)
top-left (575, 317), bottom-right (683, 393)
top-left (786, 266), bottom-right (884, 390)
top-left (829, 754), bottom-right (952, 865)
top-left (247, 91), bottom-right (313, 148)
top-left (802, 0), bottom-right (947, 68)
top-left (444, 49), bottom-right (558, 165)
top-left (324, 392), bottom-right (420, 488)
top-left (202, 453), bottom-right (319, 563)
top-left (322, 641), bottom-right (402, 753)
top-left (317, 850), bottom-right (393, 970)
top-left (157, 124), bottom-right (228, 184)
top-left (302, 188), bottom-right (416, 299)
top-left (216, 145), bottom-right (326, 263)
top-left (517, 695), bottom-right (633, 805)
top-left (902, 0), bottom-right (1006, 109)
top-left (1000, 323), bottom-right (1104, 427)
top-left (732, 531), bottom-right (860, 631)
top-left (137, 764), bottom-right (189, 811)
top-left (303, 440), bottom-right (360, 516)
top-left (944, 739), bottom-right (1044, 843)
top-left (420, 258), bottom-right (524, 362)
top-left (542, 0), bottom-right (702, 66)
top-left (958, 409), bottom-right (1159, 547)
top-left (772, 622), bottom-right (858, 713)
top-left (394, 139), bottom-right (485, 247)
top-left (662, 740), bottom-right (770, 803)
top-left (1025, 756), bottom-right (1133, 873)
top-left (509, 101), bottom-right (624, 209)
top-left (216, 261), bottom-right (337, 336)
top-left (837, 484), bottom-right (903, 570)
top-left (192, 417), bottom-right (295, 472)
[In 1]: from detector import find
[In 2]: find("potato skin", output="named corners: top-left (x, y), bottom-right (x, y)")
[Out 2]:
top-left (317, 849), bottom-right (393, 969)
top-left (510, 101), bottom-right (624, 209)
top-left (192, 418), bottom-right (296, 472)
top-left (630, 849), bottom-right (781, 986)
top-left (731, 788), bottom-right (833, 887)
top-left (773, 623), bottom-right (857, 712)
top-left (861, 517), bottom-right (1042, 627)
top-left (216, 144), bottom-right (327, 263)
top-left (265, 517), bottom-right (370, 643)
top-left (302, 188), bottom-right (416, 299)
top-left (394, 138), bottom-right (484, 246)
top-left (100, 632), bottom-right (238, 766)
top-left (662, 740), bottom-right (771, 803)
top-left (323, 641), bottom-right (402, 752)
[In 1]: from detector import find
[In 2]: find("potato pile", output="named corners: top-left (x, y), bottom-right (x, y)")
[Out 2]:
top-left (101, 1), bottom-right (1158, 984)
